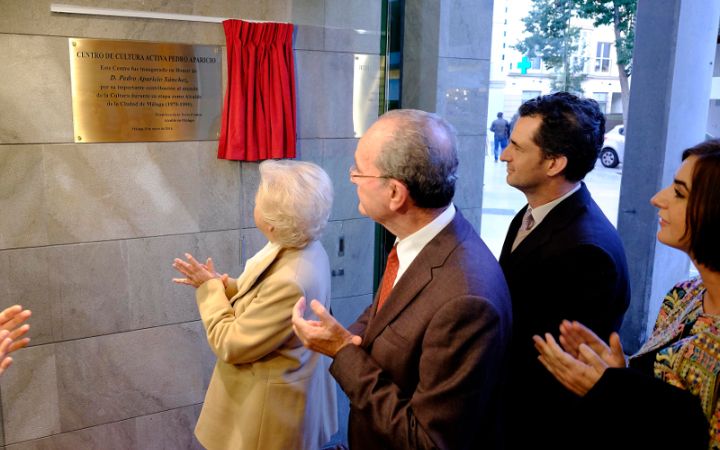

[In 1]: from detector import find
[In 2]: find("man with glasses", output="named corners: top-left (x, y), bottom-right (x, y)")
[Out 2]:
top-left (293, 109), bottom-right (512, 449)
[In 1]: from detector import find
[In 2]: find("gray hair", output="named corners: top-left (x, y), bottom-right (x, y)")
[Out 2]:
top-left (257, 160), bottom-right (333, 248)
top-left (375, 109), bottom-right (458, 208)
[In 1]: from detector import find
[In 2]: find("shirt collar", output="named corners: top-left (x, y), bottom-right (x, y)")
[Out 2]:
top-left (528, 183), bottom-right (581, 228)
top-left (393, 203), bottom-right (456, 285)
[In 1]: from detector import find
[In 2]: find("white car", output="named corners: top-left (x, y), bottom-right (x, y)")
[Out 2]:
top-left (600, 125), bottom-right (625, 168)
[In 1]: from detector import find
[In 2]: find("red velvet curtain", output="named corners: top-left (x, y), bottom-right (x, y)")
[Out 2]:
top-left (217, 20), bottom-right (296, 161)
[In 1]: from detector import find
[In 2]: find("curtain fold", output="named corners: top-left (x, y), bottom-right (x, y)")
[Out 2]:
top-left (218, 20), bottom-right (296, 161)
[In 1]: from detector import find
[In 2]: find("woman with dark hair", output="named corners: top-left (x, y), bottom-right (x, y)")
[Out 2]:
top-left (534, 139), bottom-right (720, 449)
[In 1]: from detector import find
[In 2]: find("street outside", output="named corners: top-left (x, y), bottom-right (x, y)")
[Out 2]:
top-left (480, 151), bottom-right (623, 258)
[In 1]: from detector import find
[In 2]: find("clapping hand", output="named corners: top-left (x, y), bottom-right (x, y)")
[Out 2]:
top-left (533, 320), bottom-right (625, 397)
top-left (557, 320), bottom-right (626, 367)
top-left (172, 253), bottom-right (227, 289)
top-left (292, 297), bottom-right (361, 357)
top-left (0, 305), bottom-right (32, 376)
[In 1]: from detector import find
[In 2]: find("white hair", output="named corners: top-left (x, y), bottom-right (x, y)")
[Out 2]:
top-left (257, 160), bottom-right (333, 248)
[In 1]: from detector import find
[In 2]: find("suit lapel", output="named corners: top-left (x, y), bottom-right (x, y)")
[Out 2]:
top-left (499, 206), bottom-right (525, 264)
top-left (502, 183), bottom-right (591, 264)
top-left (361, 213), bottom-right (469, 346)
top-left (230, 245), bottom-right (284, 304)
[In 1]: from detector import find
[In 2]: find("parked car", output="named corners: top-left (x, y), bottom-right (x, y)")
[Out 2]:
top-left (600, 125), bottom-right (625, 168)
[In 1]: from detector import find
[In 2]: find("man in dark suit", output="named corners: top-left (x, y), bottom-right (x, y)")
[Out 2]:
top-left (293, 109), bottom-right (512, 449)
top-left (498, 92), bottom-right (631, 448)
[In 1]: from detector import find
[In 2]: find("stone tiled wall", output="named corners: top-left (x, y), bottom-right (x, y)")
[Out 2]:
top-left (403, 0), bottom-right (494, 233)
top-left (0, 0), bottom-right (380, 447)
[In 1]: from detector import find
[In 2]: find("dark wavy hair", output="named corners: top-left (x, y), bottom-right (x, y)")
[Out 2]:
top-left (519, 92), bottom-right (605, 182)
top-left (681, 139), bottom-right (720, 271)
top-left (375, 109), bottom-right (459, 209)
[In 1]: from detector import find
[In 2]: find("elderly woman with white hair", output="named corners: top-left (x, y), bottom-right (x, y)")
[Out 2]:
top-left (172, 160), bottom-right (337, 450)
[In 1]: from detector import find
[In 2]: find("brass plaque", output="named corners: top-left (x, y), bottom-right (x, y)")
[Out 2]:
top-left (69, 38), bottom-right (222, 143)
top-left (352, 54), bottom-right (382, 138)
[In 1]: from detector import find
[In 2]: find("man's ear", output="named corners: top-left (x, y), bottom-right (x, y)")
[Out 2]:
top-left (546, 155), bottom-right (568, 177)
top-left (388, 179), bottom-right (410, 212)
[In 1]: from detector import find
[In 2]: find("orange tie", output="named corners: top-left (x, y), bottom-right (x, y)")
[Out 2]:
top-left (376, 245), bottom-right (399, 312)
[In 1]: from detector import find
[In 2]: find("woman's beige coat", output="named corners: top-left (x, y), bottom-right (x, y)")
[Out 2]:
top-left (194, 241), bottom-right (338, 450)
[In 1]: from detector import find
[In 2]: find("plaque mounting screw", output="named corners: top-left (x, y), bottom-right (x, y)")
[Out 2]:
top-left (72, 41), bottom-right (76, 47)
top-left (77, 136), bottom-right (82, 141)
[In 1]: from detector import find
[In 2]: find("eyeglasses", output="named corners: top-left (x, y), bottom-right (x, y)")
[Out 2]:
top-left (348, 164), bottom-right (390, 181)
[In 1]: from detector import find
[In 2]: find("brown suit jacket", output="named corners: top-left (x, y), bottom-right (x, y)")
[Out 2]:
top-left (194, 241), bottom-right (338, 450)
top-left (330, 211), bottom-right (512, 449)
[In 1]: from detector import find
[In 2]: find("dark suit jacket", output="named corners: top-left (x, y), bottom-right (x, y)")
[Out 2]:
top-left (579, 368), bottom-right (709, 450)
top-left (499, 183), bottom-right (630, 448)
top-left (330, 211), bottom-right (512, 450)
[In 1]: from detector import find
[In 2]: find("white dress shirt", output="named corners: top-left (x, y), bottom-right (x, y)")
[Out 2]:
top-left (511, 183), bottom-right (581, 251)
top-left (392, 203), bottom-right (456, 287)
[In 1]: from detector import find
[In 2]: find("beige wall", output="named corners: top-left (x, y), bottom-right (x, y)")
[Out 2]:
top-left (0, 0), bottom-right (380, 448)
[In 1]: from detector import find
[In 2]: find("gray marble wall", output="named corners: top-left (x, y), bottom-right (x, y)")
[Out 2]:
top-left (0, 0), bottom-right (381, 447)
top-left (402, 0), bottom-right (494, 233)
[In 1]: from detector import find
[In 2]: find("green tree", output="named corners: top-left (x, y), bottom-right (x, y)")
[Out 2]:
top-left (515, 0), bottom-right (588, 95)
top-left (574, 0), bottom-right (636, 125)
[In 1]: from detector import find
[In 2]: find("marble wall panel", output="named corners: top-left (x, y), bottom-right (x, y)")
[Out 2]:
top-left (0, 1), bottom-right (217, 44)
top-left (42, 142), bottom-right (240, 245)
top-left (454, 135), bottom-right (486, 209)
top-left (324, 0), bottom-right (382, 54)
top-left (331, 294), bottom-right (373, 328)
top-left (0, 247), bottom-right (55, 346)
top-left (323, 139), bottom-right (361, 221)
top-left (1, 344), bottom-right (60, 445)
top-left (296, 139), bottom-right (324, 167)
top-left (0, 146), bottom-right (48, 249)
top-left (436, 57), bottom-right (490, 136)
top-left (0, 1), bottom-right (242, 45)
top-left (239, 228), bottom-right (268, 267)
top-left (43, 143), bottom-right (194, 243)
top-left (298, 138), bottom-right (361, 221)
top-left (320, 219), bottom-right (375, 299)
top-left (127, 234), bottom-right (201, 330)
top-left (197, 230), bottom-right (243, 282)
top-left (295, 25), bottom-right (325, 51)
top-left (239, 162), bottom-right (260, 229)
top-left (134, 404), bottom-right (204, 450)
top-left (126, 230), bottom-right (240, 329)
top-left (0, 0), bottom-right (329, 45)
top-left (439, 0), bottom-right (494, 60)
top-left (0, 231), bottom-right (242, 344)
top-left (46, 241), bottom-right (131, 341)
top-left (54, 323), bottom-right (208, 432)
top-left (189, 142), bottom-right (242, 232)
top-left (288, 0), bottom-right (326, 27)
top-left (295, 51), bottom-right (356, 139)
top-left (4, 404), bottom-right (204, 450)
top-left (0, 35), bottom-right (73, 144)
top-left (5, 418), bottom-right (137, 450)
top-left (401, 0), bottom-right (440, 112)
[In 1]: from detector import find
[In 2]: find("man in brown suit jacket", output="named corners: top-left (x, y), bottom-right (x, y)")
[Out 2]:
top-left (293, 109), bottom-right (512, 449)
